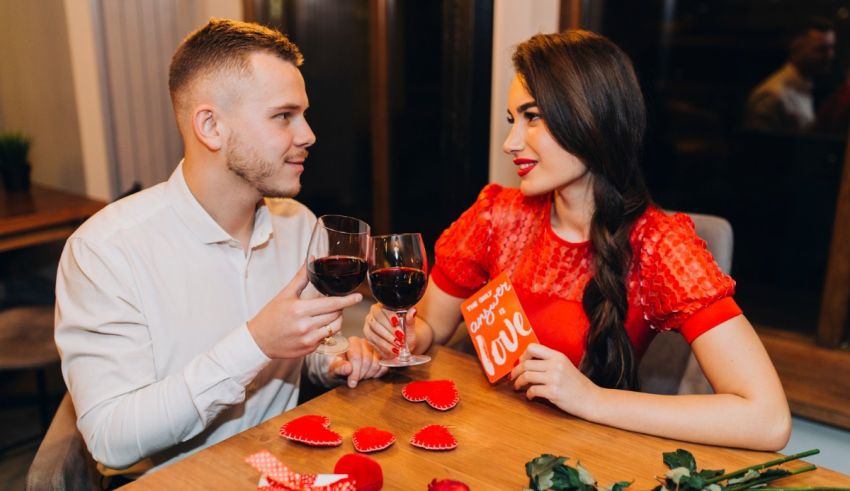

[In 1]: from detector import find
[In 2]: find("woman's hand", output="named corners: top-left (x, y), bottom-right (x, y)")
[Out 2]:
top-left (362, 303), bottom-right (416, 357)
top-left (327, 336), bottom-right (389, 388)
top-left (510, 343), bottom-right (600, 417)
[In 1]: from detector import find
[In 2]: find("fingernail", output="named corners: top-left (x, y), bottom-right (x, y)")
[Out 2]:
top-left (508, 371), bottom-right (513, 381)
top-left (392, 347), bottom-right (399, 354)
top-left (394, 329), bottom-right (404, 340)
top-left (348, 380), bottom-right (357, 388)
top-left (390, 316), bottom-right (399, 327)
top-left (354, 294), bottom-right (363, 302)
top-left (512, 359), bottom-right (520, 368)
top-left (411, 307), bottom-right (417, 316)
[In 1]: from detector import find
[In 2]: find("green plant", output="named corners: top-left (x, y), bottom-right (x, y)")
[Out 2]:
top-left (0, 131), bottom-right (31, 168)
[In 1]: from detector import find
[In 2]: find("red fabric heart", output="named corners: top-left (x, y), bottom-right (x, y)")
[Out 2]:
top-left (245, 449), bottom-right (316, 489)
top-left (428, 479), bottom-right (470, 491)
top-left (402, 380), bottom-right (459, 410)
top-left (280, 415), bottom-right (343, 447)
top-left (410, 425), bottom-right (457, 451)
top-left (352, 426), bottom-right (396, 453)
top-left (334, 453), bottom-right (383, 491)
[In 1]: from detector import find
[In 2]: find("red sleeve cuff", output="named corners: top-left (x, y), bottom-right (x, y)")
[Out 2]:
top-left (680, 297), bottom-right (743, 343)
top-left (431, 264), bottom-right (478, 299)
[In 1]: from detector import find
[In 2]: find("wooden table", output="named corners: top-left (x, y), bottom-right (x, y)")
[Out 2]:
top-left (0, 185), bottom-right (105, 253)
top-left (126, 347), bottom-right (850, 489)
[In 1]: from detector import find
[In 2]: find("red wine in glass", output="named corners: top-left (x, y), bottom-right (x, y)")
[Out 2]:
top-left (368, 267), bottom-right (427, 310)
top-left (305, 215), bottom-right (370, 354)
top-left (368, 233), bottom-right (431, 367)
top-left (308, 256), bottom-right (368, 296)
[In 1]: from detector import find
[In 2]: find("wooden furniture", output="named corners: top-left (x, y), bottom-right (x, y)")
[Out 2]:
top-left (0, 184), bottom-right (104, 253)
top-left (125, 347), bottom-right (850, 489)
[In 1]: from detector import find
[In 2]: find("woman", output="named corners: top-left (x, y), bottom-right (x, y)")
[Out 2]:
top-left (364, 30), bottom-right (790, 451)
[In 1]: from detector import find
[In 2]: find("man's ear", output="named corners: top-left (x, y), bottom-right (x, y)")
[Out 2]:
top-left (192, 104), bottom-right (225, 151)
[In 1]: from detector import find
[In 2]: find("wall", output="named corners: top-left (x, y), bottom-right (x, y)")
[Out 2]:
top-left (0, 0), bottom-right (86, 194)
top-left (488, 0), bottom-right (560, 187)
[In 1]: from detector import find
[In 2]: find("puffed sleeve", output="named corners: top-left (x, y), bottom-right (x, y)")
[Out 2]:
top-left (431, 184), bottom-right (503, 298)
top-left (636, 212), bottom-right (742, 342)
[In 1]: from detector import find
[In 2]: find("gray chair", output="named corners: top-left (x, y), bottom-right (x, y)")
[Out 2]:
top-left (638, 212), bottom-right (733, 394)
top-left (26, 393), bottom-right (102, 491)
top-left (0, 305), bottom-right (61, 450)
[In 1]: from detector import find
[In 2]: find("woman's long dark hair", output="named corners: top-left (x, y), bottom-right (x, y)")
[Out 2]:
top-left (513, 31), bottom-right (651, 390)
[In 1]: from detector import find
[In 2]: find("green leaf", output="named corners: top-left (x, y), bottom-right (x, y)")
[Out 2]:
top-left (607, 481), bottom-right (633, 491)
top-left (527, 454), bottom-right (568, 490)
top-left (663, 449), bottom-right (697, 472)
top-left (697, 469), bottom-right (725, 480)
top-left (665, 467), bottom-right (691, 484)
top-left (576, 461), bottom-right (597, 486)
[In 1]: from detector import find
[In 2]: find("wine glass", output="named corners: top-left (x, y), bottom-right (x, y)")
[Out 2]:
top-left (306, 215), bottom-right (370, 355)
top-left (368, 233), bottom-right (431, 367)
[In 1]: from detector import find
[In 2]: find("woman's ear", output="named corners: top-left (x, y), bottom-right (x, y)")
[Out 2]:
top-left (192, 104), bottom-right (224, 151)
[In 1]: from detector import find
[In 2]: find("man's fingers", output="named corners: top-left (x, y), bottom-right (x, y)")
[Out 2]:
top-left (346, 339), bottom-right (364, 388)
top-left (301, 293), bottom-right (362, 316)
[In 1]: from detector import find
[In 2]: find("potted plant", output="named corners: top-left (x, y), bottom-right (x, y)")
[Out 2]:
top-left (0, 131), bottom-right (32, 192)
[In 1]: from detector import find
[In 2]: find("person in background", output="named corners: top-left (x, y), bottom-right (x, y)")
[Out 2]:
top-left (745, 17), bottom-right (836, 133)
top-left (364, 30), bottom-right (791, 451)
top-left (55, 19), bottom-right (385, 477)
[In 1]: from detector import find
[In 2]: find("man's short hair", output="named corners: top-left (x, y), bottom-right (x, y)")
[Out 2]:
top-left (168, 18), bottom-right (303, 112)
top-left (789, 16), bottom-right (835, 44)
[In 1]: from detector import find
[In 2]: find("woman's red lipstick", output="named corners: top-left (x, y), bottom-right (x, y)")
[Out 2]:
top-left (514, 158), bottom-right (538, 177)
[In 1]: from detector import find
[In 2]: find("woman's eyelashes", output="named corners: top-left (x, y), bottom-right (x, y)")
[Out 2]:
top-left (505, 110), bottom-right (542, 125)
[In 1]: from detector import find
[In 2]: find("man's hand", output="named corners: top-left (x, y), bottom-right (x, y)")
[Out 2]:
top-left (328, 336), bottom-right (389, 388)
top-left (247, 265), bottom-right (362, 359)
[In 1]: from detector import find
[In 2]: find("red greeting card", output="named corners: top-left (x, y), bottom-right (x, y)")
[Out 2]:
top-left (460, 272), bottom-right (538, 383)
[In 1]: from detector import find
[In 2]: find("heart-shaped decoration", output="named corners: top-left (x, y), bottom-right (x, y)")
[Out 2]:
top-left (402, 380), bottom-right (459, 411)
top-left (410, 424), bottom-right (457, 451)
top-left (280, 415), bottom-right (343, 447)
top-left (352, 426), bottom-right (396, 453)
top-left (334, 453), bottom-right (383, 491)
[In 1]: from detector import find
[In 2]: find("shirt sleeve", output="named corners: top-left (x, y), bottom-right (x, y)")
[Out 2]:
top-left (431, 184), bottom-right (502, 298)
top-left (636, 212), bottom-right (739, 341)
top-left (55, 237), bottom-right (271, 469)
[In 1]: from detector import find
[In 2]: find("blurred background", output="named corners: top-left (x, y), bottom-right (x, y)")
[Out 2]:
top-left (2, 0), bottom-right (850, 486)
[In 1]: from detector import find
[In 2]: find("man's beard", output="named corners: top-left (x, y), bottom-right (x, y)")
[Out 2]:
top-left (225, 134), bottom-right (301, 198)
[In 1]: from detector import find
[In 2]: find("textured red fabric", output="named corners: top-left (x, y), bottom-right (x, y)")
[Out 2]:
top-left (401, 380), bottom-right (459, 411)
top-left (433, 184), bottom-right (738, 364)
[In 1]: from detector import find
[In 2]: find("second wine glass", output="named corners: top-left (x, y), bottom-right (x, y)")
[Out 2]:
top-left (368, 233), bottom-right (431, 367)
top-left (306, 215), bottom-right (370, 355)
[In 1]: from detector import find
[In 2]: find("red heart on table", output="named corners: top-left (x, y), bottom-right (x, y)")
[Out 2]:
top-left (279, 415), bottom-right (343, 447)
top-left (402, 380), bottom-right (459, 410)
top-left (245, 449), bottom-right (316, 489)
top-left (334, 453), bottom-right (383, 491)
top-left (410, 425), bottom-right (457, 451)
top-left (352, 426), bottom-right (396, 453)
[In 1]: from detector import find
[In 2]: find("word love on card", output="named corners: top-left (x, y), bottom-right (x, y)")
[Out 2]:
top-left (461, 272), bottom-right (538, 383)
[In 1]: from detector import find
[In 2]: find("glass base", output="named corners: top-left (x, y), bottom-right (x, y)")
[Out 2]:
top-left (379, 354), bottom-right (431, 367)
top-left (315, 334), bottom-right (350, 355)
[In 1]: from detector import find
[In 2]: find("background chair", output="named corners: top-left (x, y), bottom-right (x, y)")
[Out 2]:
top-left (25, 392), bottom-right (102, 491)
top-left (0, 305), bottom-right (61, 451)
top-left (638, 212), bottom-right (733, 394)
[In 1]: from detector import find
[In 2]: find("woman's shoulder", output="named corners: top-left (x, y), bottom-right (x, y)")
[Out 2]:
top-left (630, 206), bottom-right (697, 247)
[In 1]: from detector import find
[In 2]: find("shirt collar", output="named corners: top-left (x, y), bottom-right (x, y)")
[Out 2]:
top-left (166, 160), bottom-right (273, 248)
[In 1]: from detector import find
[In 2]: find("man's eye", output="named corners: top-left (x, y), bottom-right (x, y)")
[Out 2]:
top-left (276, 113), bottom-right (291, 120)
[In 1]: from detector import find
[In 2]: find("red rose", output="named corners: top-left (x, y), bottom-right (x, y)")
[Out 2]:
top-left (427, 478), bottom-right (470, 491)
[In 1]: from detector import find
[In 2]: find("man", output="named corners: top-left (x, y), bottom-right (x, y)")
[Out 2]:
top-left (55, 19), bottom-right (385, 475)
top-left (745, 17), bottom-right (836, 133)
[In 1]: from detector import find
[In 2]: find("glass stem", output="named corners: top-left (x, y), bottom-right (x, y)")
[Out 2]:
top-left (397, 310), bottom-right (411, 362)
